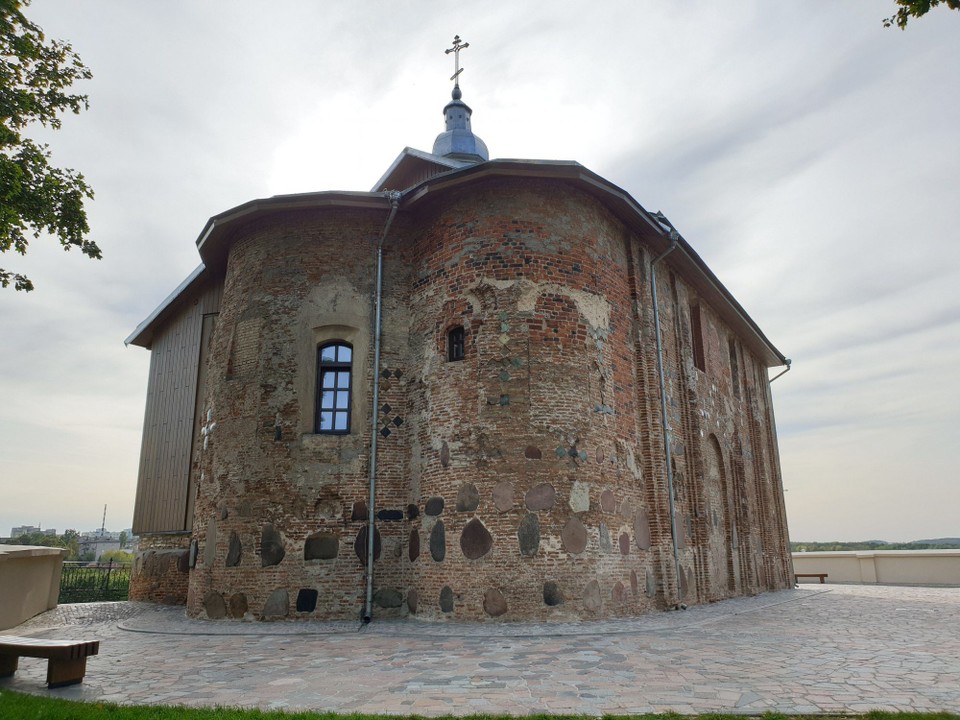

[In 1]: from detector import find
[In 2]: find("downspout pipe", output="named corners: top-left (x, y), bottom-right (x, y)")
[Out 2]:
top-left (769, 358), bottom-right (792, 383)
top-left (650, 214), bottom-right (684, 609)
top-left (363, 190), bottom-right (402, 624)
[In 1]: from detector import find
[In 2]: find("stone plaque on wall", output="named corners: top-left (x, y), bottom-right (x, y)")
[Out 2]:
top-left (634, 508), bottom-right (651, 551)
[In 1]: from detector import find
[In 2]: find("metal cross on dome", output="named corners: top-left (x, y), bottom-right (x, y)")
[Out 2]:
top-left (445, 35), bottom-right (469, 85)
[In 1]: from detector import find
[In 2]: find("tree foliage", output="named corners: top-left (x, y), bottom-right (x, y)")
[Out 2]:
top-left (884, 0), bottom-right (960, 28)
top-left (100, 549), bottom-right (134, 564)
top-left (0, 0), bottom-right (97, 291)
top-left (5, 529), bottom-right (81, 559)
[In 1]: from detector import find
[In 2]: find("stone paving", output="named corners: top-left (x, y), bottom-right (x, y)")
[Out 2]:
top-left (1, 584), bottom-right (958, 714)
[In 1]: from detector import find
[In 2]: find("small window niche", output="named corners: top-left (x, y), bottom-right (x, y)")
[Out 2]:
top-left (728, 338), bottom-right (741, 399)
top-left (689, 304), bottom-right (706, 372)
top-left (447, 326), bottom-right (465, 362)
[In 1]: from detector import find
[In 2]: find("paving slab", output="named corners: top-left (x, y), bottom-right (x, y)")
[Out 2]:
top-left (0, 584), bottom-right (958, 714)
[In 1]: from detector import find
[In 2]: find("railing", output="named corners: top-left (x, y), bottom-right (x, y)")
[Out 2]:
top-left (793, 550), bottom-right (960, 586)
top-left (58, 560), bottom-right (131, 603)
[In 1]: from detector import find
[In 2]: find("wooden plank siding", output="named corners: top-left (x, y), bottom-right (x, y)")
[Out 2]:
top-left (132, 279), bottom-right (222, 534)
top-left (184, 313), bottom-right (217, 530)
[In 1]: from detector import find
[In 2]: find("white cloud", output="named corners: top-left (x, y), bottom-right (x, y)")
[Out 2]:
top-left (2, 1), bottom-right (957, 540)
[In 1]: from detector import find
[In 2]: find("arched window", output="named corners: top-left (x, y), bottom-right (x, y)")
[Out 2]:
top-left (447, 326), bottom-right (465, 362)
top-left (316, 342), bottom-right (352, 433)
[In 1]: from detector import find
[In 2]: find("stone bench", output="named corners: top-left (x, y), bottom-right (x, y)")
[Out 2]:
top-left (795, 572), bottom-right (828, 585)
top-left (0, 635), bottom-right (100, 687)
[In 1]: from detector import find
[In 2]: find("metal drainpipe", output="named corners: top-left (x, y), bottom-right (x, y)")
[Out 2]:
top-left (650, 225), bottom-right (684, 609)
top-left (769, 358), bottom-right (792, 383)
top-left (363, 190), bottom-right (402, 624)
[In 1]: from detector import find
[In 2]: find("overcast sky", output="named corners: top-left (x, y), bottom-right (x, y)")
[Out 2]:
top-left (1, 1), bottom-right (957, 542)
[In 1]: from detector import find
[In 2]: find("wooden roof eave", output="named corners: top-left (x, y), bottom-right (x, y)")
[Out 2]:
top-left (371, 147), bottom-right (470, 192)
top-left (130, 160), bottom-right (786, 368)
top-left (195, 191), bottom-right (395, 271)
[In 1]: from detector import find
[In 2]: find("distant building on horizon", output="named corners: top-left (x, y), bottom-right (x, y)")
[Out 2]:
top-left (77, 538), bottom-right (124, 561)
top-left (126, 41), bottom-right (793, 622)
top-left (80, 529), bottom-right (123, 542)
top-left (9, 525), bottom-right (55, 538)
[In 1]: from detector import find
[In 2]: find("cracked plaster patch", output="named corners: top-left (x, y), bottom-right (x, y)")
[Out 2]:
top-left (464, 277), bottom-right (611, 332)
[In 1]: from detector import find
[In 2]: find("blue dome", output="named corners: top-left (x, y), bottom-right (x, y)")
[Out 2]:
top-left (432, 88), bottom-right (488, 163)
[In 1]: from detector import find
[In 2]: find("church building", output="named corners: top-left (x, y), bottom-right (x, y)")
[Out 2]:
top-left (126, 38), bottom-right (793, 621)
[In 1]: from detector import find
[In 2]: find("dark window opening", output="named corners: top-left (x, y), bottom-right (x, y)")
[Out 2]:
top-left (447, 326), bottom-right (465, 362)
top-left (316, 342), bottom-right (352, 434)
top-left (690, 304), bottom-right (706, 372)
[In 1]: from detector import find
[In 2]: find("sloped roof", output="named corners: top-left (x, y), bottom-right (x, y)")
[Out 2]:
top-left (125, 264), bottom-right (206, 348)
top-left (401, 159), bottom-right (787, 368)
top-left (129, 158), bottom-right (788, 367)
top-left (371, 146), bottom-right (471, 192)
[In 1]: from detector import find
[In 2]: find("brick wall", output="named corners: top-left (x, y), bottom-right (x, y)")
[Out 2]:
top-left (400, 180), bottom-right (660, 619)
top-left (180, 177), bottom-right (791, 621)
top-left (129, 532), bottom-right (190, 604)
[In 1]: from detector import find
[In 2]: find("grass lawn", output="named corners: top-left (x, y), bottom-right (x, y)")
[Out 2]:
top-left (1, 692), bottom-right (958, 720)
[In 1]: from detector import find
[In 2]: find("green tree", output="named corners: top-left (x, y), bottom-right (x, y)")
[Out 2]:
top-left (884, 0), bottom-right (960, 28)
top-left (100, 549), bottom-right (133, 564)
top-left (61, 528), bottom-right (80, 560)
top-left (118, 530), bottom-right (127, 549)
top-left (1, 0), bottom-right (97, 291)
top-left (8, 530), bottom-right (54, 546)
top-left (5, 530), bottom-right (80, 558)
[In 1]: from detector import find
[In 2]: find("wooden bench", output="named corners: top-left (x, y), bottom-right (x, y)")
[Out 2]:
top-left (795, 573), bottom-right (828, 585)
top-left (0, 635), bottom-right (100, 688)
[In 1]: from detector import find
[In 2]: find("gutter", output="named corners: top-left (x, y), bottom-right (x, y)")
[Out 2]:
top-left (363, 190), bottom-right (402, 624)
top-left (769, 358), bottom-right (792, 383)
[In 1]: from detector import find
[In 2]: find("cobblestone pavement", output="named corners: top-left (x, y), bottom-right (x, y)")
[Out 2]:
top-left (1, 585), bottom-right (958, 715)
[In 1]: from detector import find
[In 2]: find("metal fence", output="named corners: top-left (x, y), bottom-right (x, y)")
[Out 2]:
top-left (59, 560), bottom-right (131, 603)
